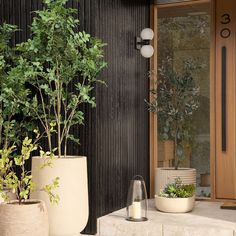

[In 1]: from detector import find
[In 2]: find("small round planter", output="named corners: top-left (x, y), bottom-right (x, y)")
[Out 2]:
top-left (31, 156), bottom-right (89, 236)
top-left (155, 195), bottom-right (195, 213)
top-left (0, 200), bottom-right (49, 236)
top-left (155, 167), bottom-right (196, 195)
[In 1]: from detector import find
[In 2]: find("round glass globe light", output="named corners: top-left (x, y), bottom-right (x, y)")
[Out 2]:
top-left (140, 28), bottom-right (154, 40)
top-left (140, 45), bottom-right (154, 58)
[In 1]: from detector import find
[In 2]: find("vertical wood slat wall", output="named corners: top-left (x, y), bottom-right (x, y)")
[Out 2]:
top-left (0, 0), bottom-right (150, 234)
top-left (94, 0), bottom-right (150, 218)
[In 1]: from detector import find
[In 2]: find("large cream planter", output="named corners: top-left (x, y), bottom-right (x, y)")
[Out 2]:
top-left (0, 200), bottom-right (49, 236)
top-left (155, 167), bottom-right (196, 195)
top-left (31, 156), bottom-right (89, 236)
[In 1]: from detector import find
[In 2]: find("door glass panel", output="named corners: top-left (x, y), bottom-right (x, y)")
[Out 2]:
top-left (157, 3), bottom-right (211, 198)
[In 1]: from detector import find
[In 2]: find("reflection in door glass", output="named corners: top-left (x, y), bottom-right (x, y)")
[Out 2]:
top-left (157, 8), bottom-right (210, 198)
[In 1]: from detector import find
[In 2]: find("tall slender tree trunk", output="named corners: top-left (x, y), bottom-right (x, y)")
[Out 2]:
top-left (57, 90), bottom-right (61, 158)
top-left (174, 122), bottom-right (179, 170)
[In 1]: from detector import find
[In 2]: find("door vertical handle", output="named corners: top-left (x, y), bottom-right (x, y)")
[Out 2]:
top-left (222, 46), bottom-right (226, 152)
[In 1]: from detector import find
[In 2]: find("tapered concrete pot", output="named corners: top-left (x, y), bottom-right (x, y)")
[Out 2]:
top-left (0, 200), bottom-right (49, 236)
top-left (155, 195), bottom-right (195, 213)
top-left (155, 168), bottom-right (196, 195)
top-left (31, 156), bottom-right (89, 236)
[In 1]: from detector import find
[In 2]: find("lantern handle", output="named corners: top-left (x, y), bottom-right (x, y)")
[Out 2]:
top-left (132, 175), bottom-right (145, 181)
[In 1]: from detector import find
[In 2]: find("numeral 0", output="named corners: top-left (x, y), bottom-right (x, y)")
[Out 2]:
top-left (220, 28), bottom-right (231, 38)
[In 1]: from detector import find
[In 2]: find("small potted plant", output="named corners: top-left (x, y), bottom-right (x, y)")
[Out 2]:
top-left (17, 0), bottom-right (107, 234)
top-left (148, 58), bottom-right (200, 195)
top-left (0, 137), bottom-right (59, 236)
top-left (155, 178), bottom-right (195, 213)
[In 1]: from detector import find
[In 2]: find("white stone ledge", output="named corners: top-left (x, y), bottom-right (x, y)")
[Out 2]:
top-left (98, 200), bottom-right (236, 236)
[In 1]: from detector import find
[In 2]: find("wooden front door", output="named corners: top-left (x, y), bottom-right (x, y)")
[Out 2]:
top-left (151, 0), bottom-right (236, 200)
top-left (215, 0), bottom-right (236, 199)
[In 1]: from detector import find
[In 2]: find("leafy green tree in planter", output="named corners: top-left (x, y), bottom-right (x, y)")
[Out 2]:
top-left (0, 136), bottom-right (59, 205)
top-left (0, 24), bottom-right (57, 203)
top-left (0, 24), bottom-right (33, 149)
top-left (148, 58), bottom-right (200, 169)
top-left (17, 0), bottom-right (107, 157)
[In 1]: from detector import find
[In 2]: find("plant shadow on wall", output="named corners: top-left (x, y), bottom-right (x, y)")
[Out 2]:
top-left (0, 0), bottom-right (107, 235)
top-left (147, 58), bottom-right (201, 170)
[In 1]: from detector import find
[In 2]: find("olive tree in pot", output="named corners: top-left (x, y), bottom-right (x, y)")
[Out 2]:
top-left (17, 0), bottom-right (106, 235)
top-left (147, 58), bottom-right (200, 195)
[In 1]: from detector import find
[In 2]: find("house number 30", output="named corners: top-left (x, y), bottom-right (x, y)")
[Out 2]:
top-left (220, 13), bottom-right (231, 38)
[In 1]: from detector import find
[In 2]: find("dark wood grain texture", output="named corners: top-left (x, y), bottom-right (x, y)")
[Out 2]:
top-left (0, 0), bottom-right (150, 234)
top-left (94, 0), bottom-right (150, 217)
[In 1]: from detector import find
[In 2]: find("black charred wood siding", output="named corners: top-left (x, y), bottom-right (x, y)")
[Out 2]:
top-left (93, 0), bottom-right (150, 217)
top-left (0, 0), bottom-right (150, 234)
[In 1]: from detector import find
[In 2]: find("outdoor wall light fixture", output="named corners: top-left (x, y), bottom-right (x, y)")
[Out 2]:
top-left (136, 28), bottom-right (154, 58)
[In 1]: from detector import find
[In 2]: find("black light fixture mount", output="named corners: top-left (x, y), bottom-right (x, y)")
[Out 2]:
top-left (135, 37), bottom-right (151, 50)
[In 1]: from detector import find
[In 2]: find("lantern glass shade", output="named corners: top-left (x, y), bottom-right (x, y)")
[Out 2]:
top-left (126, 175), bottom-right (148, 222)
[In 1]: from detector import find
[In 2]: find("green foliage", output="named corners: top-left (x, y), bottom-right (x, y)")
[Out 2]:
top-left (39, 148), bottom-right (58, 169)
top-left (0, 24), bottom-right (33, 149)
top-left (0, 137), bottom-right (59, 205)
top-left (42, 176), bottom-right (60, 204)
top-left (147, 58), bottom-right (200, 169)
top-left (17, 0), bottom-right (107, 157)
top-left (160, 178), bottom-right (195, 198)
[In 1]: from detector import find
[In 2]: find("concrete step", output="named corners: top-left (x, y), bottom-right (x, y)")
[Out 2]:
top-left (98, 200), bottom-right (236, 236)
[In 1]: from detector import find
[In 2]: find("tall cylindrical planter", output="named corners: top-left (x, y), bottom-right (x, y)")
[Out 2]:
top-left (0, 200), bottom-right (49, 236)
top-left (31, 156), bottom-right (89, 236)
top-left (155, 167), bottom-right (196, 195)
